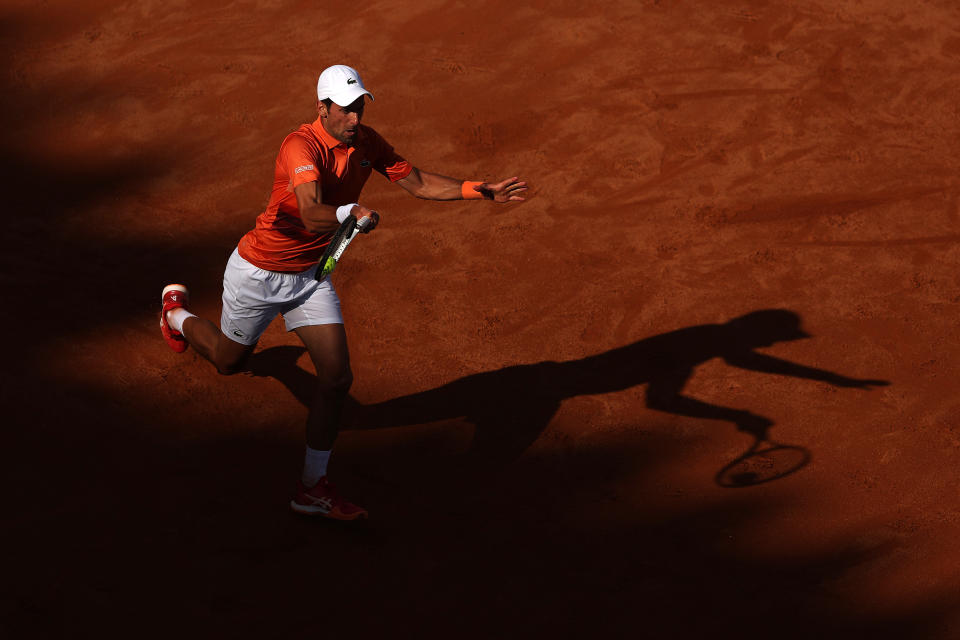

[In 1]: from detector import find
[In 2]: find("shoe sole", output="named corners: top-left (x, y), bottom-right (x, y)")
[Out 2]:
top-left (162, 283), bottom-right (188, 299)
top-left (290, 500), bottom-right (368, 520)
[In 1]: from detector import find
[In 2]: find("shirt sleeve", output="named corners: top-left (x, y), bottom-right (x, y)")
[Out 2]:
top-left (365, 127), bottom-right (413, 182)
top-left (278, 132), bottom-right (324, 189)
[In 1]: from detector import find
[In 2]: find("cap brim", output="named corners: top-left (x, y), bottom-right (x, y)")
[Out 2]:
top-left (327, 87), bottom-right (374, 107)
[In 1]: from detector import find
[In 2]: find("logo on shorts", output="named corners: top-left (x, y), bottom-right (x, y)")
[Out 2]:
top-left (295, 164), bottom-right (315, 174)
top-left (359, 159), bottom-right (370, 167)
top-left (233, 330), bottom-right (244, 338)
top-left (347, 78), bottom-right (357, 85)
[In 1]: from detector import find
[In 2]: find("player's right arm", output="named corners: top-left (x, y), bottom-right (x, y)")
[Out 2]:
top-left (293, 181), bottom-right (340, 234)
top-left (281, 132), bottom-right (377, 235)
top-left (293, 182), bottom-right (378, 234)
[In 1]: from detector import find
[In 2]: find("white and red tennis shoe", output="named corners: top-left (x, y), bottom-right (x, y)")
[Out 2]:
top-left (160, 284), bottom-right (189, 353)
top-left (290, 477), bottom-right (368, 520)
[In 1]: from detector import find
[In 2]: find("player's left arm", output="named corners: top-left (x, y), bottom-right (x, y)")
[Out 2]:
top-left (396, 167), bottom-right (527, 202)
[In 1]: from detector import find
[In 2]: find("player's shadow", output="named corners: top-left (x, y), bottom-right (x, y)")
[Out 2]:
top-left (247, 309), bottom-right (888, 485)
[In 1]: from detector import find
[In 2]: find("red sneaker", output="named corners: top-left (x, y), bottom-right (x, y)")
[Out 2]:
top-left (160, 284), bottom-right (189, 353)
top-left (290, 477), bottom-right (368, 520)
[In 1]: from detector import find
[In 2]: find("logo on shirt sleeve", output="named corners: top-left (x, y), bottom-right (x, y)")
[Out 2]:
top-left (295, 164), bottom-right (315, 174)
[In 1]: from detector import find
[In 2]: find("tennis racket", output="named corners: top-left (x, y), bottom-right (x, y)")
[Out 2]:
top-left (316, 214), bottom-right (364, 281)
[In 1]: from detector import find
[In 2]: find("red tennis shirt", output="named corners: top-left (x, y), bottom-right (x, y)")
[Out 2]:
top-left (237, 118), bottom-right (412, 272)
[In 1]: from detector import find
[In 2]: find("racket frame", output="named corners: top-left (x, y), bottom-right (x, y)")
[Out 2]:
top-left (316, 215), bottom-right (360, 281)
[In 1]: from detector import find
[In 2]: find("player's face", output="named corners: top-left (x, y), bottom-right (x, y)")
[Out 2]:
top-left (320, 96), bottom-right (365, 145)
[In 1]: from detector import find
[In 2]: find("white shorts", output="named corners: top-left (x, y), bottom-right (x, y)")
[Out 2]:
top-left (220, 248), bottom-right (343, 345)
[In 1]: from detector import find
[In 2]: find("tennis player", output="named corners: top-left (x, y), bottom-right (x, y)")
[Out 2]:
top-left (158, 64), bottom-right (526, 520)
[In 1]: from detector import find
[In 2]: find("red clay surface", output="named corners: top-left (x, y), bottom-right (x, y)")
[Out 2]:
top-left (5, 1), bottom-right (960, 637)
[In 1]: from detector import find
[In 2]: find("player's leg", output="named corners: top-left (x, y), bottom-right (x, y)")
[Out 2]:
top-left (283, 277), bottom-right (366, 520)
top-left (162, 292), bottom-right (257, 373)
top-left (159, 249), bottom-right (279, 374)
top-left (183, 316), bottom-right (256, 374)
top-left (294, 323), bottom-right (353, 450)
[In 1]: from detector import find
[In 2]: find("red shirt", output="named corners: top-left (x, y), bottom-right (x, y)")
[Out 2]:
top-left (238, 118), bottom-right (412, 272)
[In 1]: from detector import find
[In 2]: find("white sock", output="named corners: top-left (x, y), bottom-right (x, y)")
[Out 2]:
top-left (166, 308), bottom-right (196, 332)
top-left (302, 447), bottom-right (331, 488)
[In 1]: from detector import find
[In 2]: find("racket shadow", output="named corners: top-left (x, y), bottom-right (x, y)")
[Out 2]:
top-left (715, 437), bottom-right (812, 487)
top-left (247, 309), bottom-right (887, 485)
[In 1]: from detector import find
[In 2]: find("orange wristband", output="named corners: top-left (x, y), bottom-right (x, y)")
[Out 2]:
top-left (461, 181), bottom-right (484, 200)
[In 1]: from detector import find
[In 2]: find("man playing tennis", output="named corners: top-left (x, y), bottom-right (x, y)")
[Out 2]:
top-left (158, 64), bottom-right (526, 520)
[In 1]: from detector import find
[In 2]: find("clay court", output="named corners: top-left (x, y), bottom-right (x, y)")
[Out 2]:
top-left (4, 0), bottom-right (960, 637)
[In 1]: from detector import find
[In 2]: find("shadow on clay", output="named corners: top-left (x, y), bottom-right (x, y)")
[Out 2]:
top-left (247, 309), bottom-right (889, 487)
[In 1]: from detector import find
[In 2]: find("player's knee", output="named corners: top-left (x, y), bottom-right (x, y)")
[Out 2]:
top-left (333, 368), bottom-right (354, 393)
top-left (317, 367), bottom-right (353, 394)
top-left (214, 354), bottom-right (250, 376)
top-left (211, 340), bottom-right (254, 376)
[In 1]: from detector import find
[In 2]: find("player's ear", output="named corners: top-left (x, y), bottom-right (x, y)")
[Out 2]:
top-left (317, 100), bottom-right (327, 117)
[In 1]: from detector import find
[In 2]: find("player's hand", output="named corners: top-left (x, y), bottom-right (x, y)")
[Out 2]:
top-left (353, 205), bottom-right (380, 233)
top-left (475, 176), bottom-right (527, 203)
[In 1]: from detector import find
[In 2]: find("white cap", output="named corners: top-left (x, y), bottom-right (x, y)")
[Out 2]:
top-left (316, 65), bottom-right (374, 107)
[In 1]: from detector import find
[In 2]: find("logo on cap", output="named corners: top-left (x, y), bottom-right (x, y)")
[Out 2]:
top-left (347, 78), bottom-right (357, 85)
